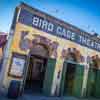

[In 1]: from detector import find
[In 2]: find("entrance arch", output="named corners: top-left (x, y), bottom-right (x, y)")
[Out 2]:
top-left (24, 43), bottom-right (49, 94)
top-left (61, 48), bottom-right (83, 63)
top-left (21, 34), bottom-right (58, 95)
top-left (29, 44), bottom-right (49, 58)
top-left (60, 48), bottom-right (84, 97)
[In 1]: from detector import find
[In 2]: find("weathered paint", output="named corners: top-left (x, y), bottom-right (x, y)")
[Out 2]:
top-left (2, 22), bottom-right (100, 96)
top-left (1, 3), bottom-right (100, 97)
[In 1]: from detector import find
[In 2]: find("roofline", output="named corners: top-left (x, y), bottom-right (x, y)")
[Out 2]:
top-left (18, 2), bottom-right (100, 42)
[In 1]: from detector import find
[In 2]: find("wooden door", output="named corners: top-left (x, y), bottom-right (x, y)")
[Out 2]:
top-left (72, 64), bottom-right (84, 97)
top-left (43, 58), bottom-right (56, 96)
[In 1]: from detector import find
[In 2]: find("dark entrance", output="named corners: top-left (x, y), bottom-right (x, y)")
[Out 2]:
top-left (60, 61), bottom-right (84, 97)
top-left (60, 49), bottom-right (84, 97)
top-left (24, 55), bottom-right (47, 94)
top-left (63, 63), bottom-right (76, 96)
top-left (24, 44), bottom-right (49, 94)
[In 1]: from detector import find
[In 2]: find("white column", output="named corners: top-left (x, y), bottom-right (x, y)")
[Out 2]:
top-left (51, 58), bottom-right (64, 96)
top-left (0, 29), bottom-right (14, 93)
top-left (81, 48), bottom-right (90, 97)
top-left (81, 63), bottom-right (89, 97)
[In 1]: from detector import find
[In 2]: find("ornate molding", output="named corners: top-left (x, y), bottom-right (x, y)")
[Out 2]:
top-left (19, 32), bottom-right (59, 58)
top-left (61, 48), bottom-right (84, 63)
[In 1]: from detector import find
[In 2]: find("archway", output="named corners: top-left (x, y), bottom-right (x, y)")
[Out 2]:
top-left (20, 34), bottom-right (58, 95)
top-left (61, 48), bottom-right (84, 63)
top-left (30, 44), bottom-right (49, 58)
top-left (24, 44), bottom-right (49, 94)
top-left (61, 48), bottom-right (84, 97)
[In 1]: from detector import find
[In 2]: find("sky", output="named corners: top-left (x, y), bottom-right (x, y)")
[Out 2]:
top-left (0, 0), bottom-right (100, 34)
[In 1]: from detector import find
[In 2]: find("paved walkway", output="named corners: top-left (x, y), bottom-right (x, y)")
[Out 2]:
top-left (0, 94), bottom-right (100, 100)
top-left (0, 92), bottom-right (100, 100)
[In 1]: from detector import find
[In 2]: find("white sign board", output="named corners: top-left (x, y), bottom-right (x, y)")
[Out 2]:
top-left (10, 57), bottom-right (25, 77)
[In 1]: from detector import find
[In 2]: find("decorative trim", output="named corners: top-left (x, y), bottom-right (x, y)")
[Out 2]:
top-left (61, 48), bottom-right (84, 63)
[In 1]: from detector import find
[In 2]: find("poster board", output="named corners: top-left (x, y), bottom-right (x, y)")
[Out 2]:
top-left (8, 53), bottom-right (26, 78)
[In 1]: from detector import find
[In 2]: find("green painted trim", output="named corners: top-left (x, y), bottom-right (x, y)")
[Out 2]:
top-left (43, 58), bottom-right (56, 96)
top-left (72, 64), bottom-right (84, 97)
top-left (86, 69), bottom-right (100, 98)
top-left (64, 60), bottom-right (83, 65)
top-left (86, 68), bottom-right (95, 97)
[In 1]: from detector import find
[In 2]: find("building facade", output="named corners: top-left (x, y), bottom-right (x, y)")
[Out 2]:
top-left (0, 3), bottom-right (100, 97)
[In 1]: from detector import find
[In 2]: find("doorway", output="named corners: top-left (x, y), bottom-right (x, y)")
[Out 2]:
top-left (24, 55), bottom-right (47, 94)
top-left (63, 63), bottom-right (76, 96)
top-left (24, 44), bottom-right (49, 94)
top-left (60, 61), bottom-right (84, 97)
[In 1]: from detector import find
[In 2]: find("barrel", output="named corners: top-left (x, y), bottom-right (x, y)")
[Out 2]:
top-left (7, 80), bottom-right (20, 99)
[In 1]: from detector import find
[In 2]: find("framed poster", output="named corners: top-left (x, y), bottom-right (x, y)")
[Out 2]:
top-left (8, 53), bottom-right (26, 78)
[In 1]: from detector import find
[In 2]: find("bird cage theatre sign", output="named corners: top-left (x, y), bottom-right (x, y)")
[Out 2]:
top-left (18, 8), bottom-right (100, 52)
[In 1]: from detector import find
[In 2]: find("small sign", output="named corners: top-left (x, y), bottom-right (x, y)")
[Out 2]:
top-left (10, 57), bottom-right (25, 77)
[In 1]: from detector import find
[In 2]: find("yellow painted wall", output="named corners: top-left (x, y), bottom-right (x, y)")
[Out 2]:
top-left (3, 22), bottom-right (100, 90)
top-left (11, 23), bottom-right (100, 56)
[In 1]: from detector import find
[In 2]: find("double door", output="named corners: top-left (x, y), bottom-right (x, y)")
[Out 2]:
top-left (60, 61), bottom-right (84, 97)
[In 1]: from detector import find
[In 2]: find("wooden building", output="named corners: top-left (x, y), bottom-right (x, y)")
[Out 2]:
top-left (0, 3), bottom-right (100, 98)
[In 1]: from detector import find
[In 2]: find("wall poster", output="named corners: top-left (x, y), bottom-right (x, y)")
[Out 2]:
top-left (8, 53), bottom-right (26, 78)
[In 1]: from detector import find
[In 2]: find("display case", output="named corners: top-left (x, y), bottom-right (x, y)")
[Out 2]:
top-left (8, 52), bottom-right (27, 78)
